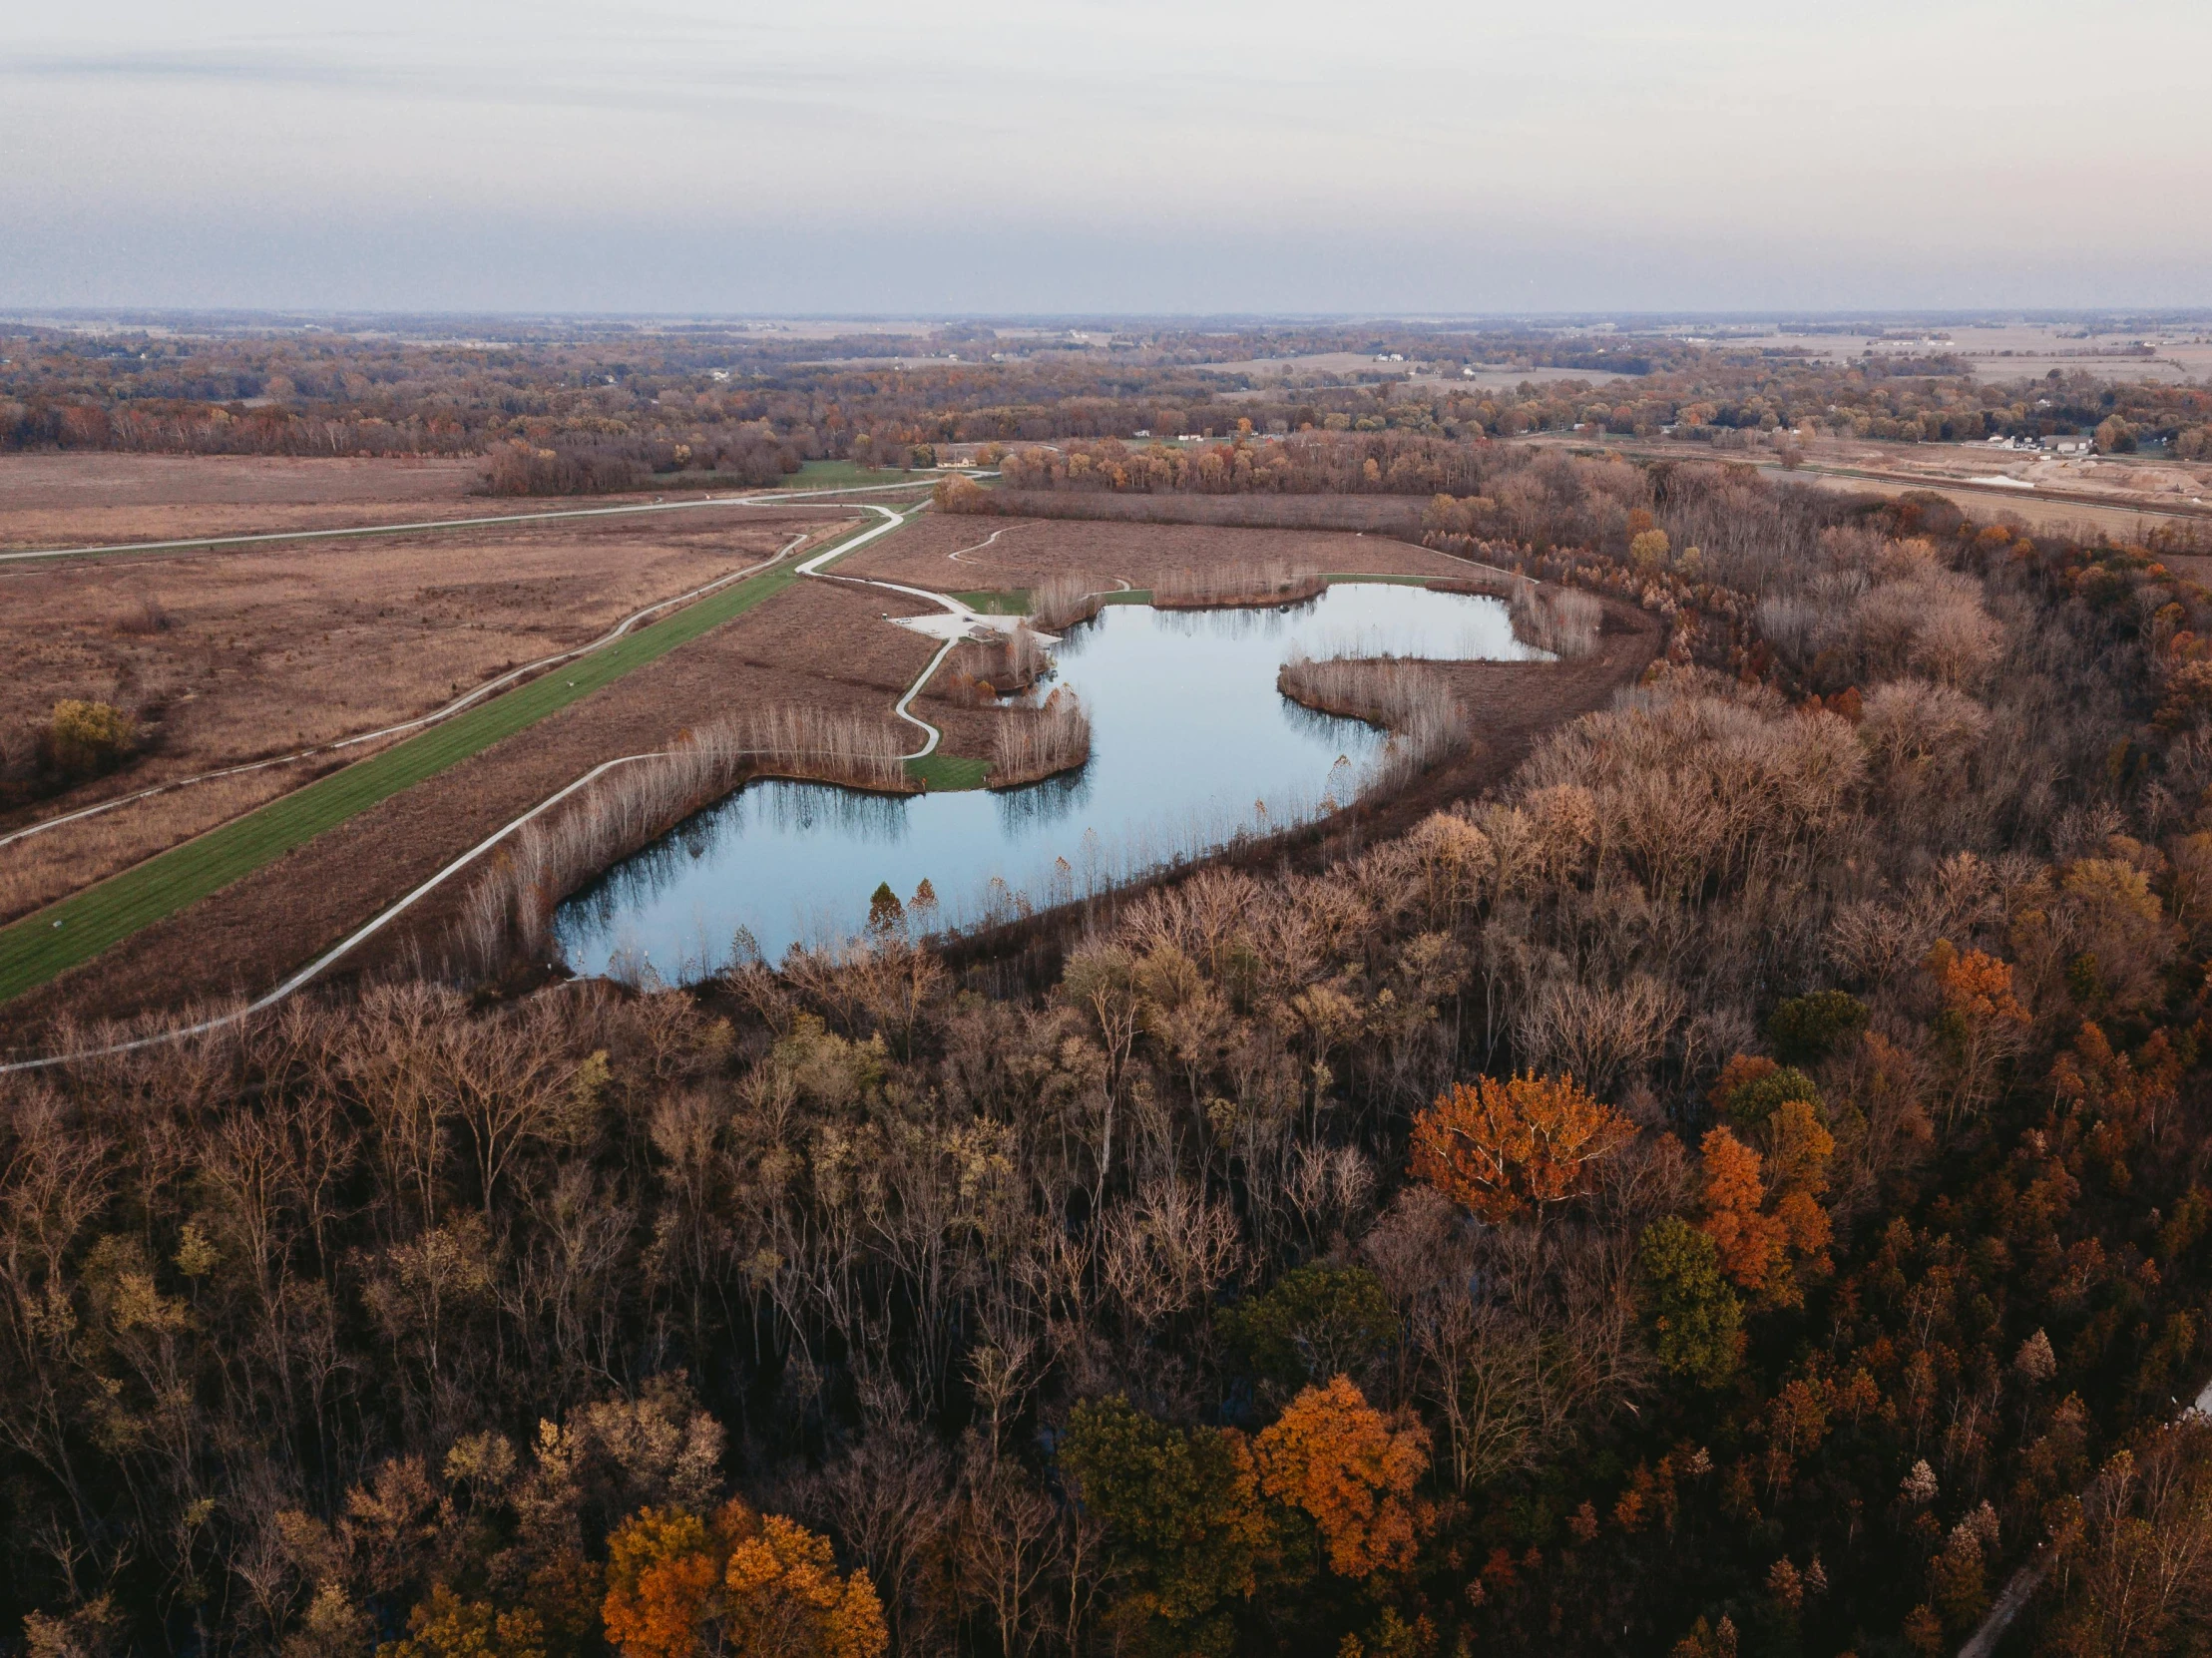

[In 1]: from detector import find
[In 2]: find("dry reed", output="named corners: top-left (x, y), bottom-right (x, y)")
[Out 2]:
top-left (1151, 559), bottom-right (1326, 610)
top-left (952, 622), bottom-right (1053, 694)
top-left (1510, 579), bottom-right (1602, 659)
top-left (990, 687), bottom-right (1092, 789)
top-left (1004, 622), bottom-right (1051, 689)
top-left (944, 622), bottom-right (1057, 704)
top-left (1031, 573), bottom-right (1104, 631)
top-left (1276, 653), bottom-right (1470, 791)
top-left (455, 707), bottom-right (913, 975)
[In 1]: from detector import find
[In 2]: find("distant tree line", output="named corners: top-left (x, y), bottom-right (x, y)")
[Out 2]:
top-left (5, 326), bottom-right (2206, 489)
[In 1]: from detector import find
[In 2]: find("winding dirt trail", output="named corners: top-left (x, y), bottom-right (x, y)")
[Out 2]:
top-left (796, 513), bottom-right (1038, 759)
top-left (946, 525), bottom-right (1022, 565)
top-left (1, 515), bottom-right (1538, 1070)
top-left (0, 501), bottom-right (929, 1070)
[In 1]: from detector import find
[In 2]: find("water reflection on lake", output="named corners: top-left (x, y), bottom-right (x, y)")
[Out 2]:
top-left (554, 582), bottom-right (1543, 979)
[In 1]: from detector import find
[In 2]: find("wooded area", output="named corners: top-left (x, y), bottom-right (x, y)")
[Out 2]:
top-left (6, 324), bottom-right (2208, 495)
top-left (7, 439), bottom-right (2212, 1655)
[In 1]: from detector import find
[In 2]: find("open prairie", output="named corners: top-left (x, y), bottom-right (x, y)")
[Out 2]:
top-left (0, 451), bottom-right (501, 548)
top-left (1719, 320), bottom-right (2212, 382)
top-left (838, 511), bottom-right (1479, 591)
top-left (0, 506), bottom-right (855, 919)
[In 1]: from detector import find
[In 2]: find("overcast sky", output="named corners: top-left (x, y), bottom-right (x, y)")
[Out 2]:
top-left (4, 0), bottom-right (2208, 315)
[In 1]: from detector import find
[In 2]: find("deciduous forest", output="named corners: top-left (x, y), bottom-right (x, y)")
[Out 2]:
top-left (9, 427), bottom-right (2212, 1657)
top-left (6, 322), bottom-right (2208, 491)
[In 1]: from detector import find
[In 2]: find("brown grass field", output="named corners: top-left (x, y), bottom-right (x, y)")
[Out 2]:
top-left (0, 495), bottom-right (1645, 1046)
top-left (844, 512), bottom-right (1477, 591)
top-left (0, 573), bottom-right (944, 1041)
top-left (951, 491), bottom-right (1427, 535)
top-left (0, 507), bottom-right (855, 921)
top-left (0, 452), bottom-right (515, 550)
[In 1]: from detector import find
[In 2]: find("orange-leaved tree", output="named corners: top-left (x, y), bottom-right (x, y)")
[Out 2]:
top-left (1410, 1072), bottom-right (1632, 1224)
top-left (1253, 1376), bottom-right (1432, 1578)
top-left (387, 1584), bottom-right (550, 1658)
top-left (604, 1508), bottom-right (723, 1658)
top-left (1926, 940), bottom-right (2032, 1123)
top-left (1698, 1127), bottom-right (1788, 1294)
top-left (603, 1499), bottom-right (885, 1658)
top-left (1697, 1119), bottom-right (1833, 1308)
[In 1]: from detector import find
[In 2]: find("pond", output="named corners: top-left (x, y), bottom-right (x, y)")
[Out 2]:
top-left (553, 581), bottom-right (1544, 979)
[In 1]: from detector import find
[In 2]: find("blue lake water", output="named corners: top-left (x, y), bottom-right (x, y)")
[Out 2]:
top-left (553, 582), bottom-right (1542, 978)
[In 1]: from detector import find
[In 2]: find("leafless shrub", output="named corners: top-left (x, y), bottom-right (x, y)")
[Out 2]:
top-left (1854, 568), bottom-right (2002, 687)
top-left (1511, 973), bottom-right (1684, 1097)
top-left (991, 688), bottom-right (1091, 789)
top-left (1030, 574), bottom-right (1104, 631)
top-left (953, 622), bottom-right (1053, 695)
top-left (978, 489), bottom-right (1425, 536)
top-left (1904, 582), bottom-right (2005, 687)
top-left (1518, 681), bottom-right (1865, 904)
top-left (1150, 560), bottom-right (1325, 610)
top-left (1102, 1178), bottom-right (1248, 1333)
top-left (1004, 622), bottom-right (1050, 690)
top-left (1510, 579), bottom-right (1601, 659)
top-left (1772, 545), bottom-right (2003, 690)
top-left (1276, 653), bottom-right (1471, 791)
top-left (1829, 850), bottom-right (2005, 988)
top-left (1858, 678), bottom-right (1991, 779)
top-left (455, 709), bottom-right (913, 974)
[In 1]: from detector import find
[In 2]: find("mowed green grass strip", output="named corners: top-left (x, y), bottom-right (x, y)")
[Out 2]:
top-left (0, 512), bottom-right (910, 1004)
top-left (905, 753), bottom-right (990, 791)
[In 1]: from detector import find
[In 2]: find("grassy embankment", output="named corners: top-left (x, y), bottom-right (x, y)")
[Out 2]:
top-left (0, 508), bottom-right (924, 1005)
top-left (904, 754), bottom-right (992, 790)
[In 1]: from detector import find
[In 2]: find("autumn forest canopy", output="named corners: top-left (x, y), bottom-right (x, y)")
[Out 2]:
top-left (10, 318), bottom-right (2212, 1657)
top-left (6, 318), bottom-right (2212, 493)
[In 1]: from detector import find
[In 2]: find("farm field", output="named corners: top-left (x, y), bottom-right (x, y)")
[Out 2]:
top-left (1193, 350), bottom-right (1630, 393)
top-left (1790, 468), bottom-right (2207, 545)
top-left (1720, 319), bottom-right (2212, 382)
top-left (0, 506), bottom-right (856, 921)
top-left (1797, 433), bottom-right (2212, 503)
top-left (1521, 430), bottom-right (2212, 540)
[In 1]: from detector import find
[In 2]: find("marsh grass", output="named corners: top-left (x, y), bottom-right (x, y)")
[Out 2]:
top-left (1276, 653), bottom-right (1471, 791)
top-left (989, 687), bottom-right (1092, 790)
top-left (0, 767), bottom-right (300, 925)
top-left (1151, 559), bottom-right (1326, 610)
top-left (1511, 579), bottom-right (1602, 659)
top-left (1031, 574), bottom-right (1105, 631)
top-left (456, 708), bottom-right (913, 974)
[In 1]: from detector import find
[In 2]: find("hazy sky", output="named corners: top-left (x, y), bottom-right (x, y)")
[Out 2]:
top-left (5, 0), bottom-right (2208, 314)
